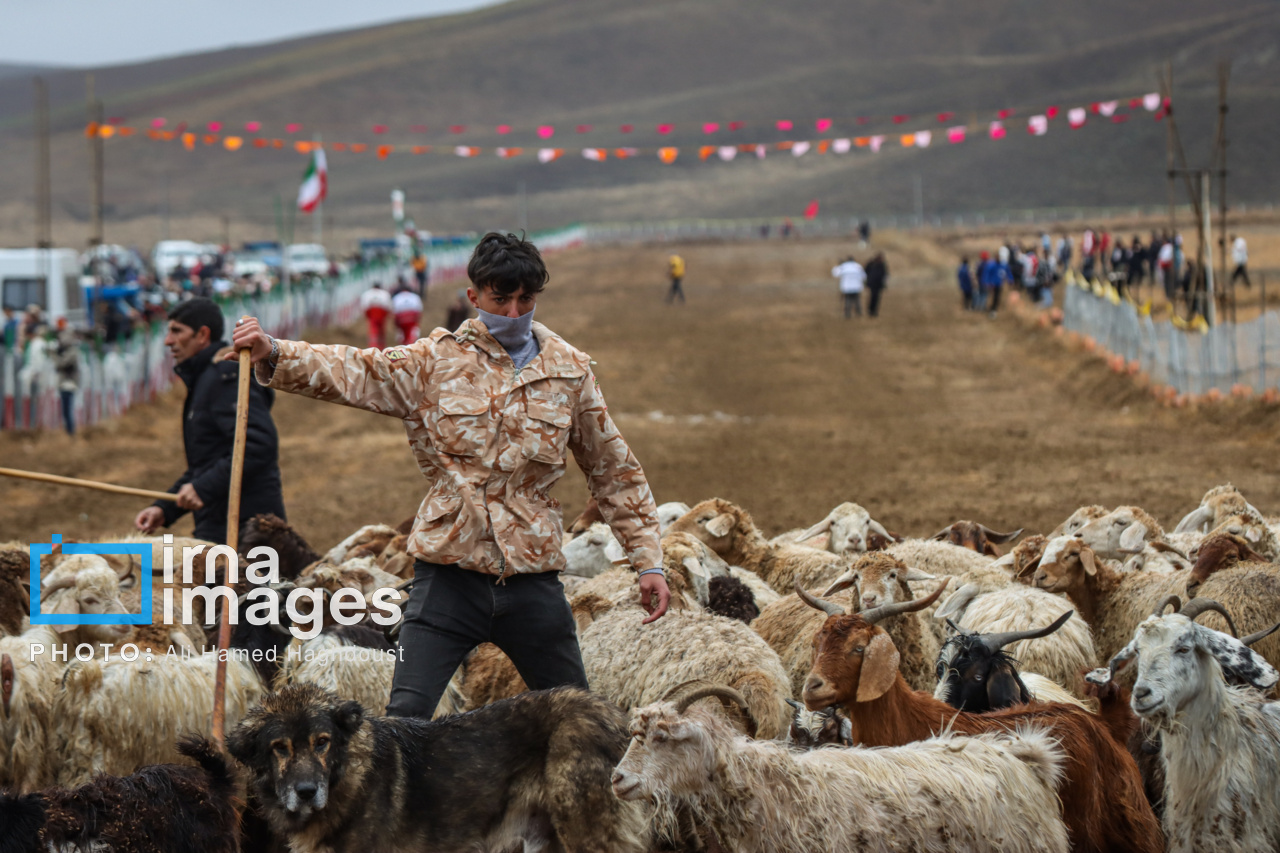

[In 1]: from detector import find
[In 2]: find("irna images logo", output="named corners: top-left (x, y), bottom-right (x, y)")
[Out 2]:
top-left (30, 534), bottom-right (403, 640)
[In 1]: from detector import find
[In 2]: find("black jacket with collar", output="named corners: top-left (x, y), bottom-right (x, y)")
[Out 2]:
top-left (154, 341), bottom-right (285, 543)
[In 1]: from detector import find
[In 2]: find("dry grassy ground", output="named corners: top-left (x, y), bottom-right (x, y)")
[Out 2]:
top-left (3, 231), bottom-right (1279, 551)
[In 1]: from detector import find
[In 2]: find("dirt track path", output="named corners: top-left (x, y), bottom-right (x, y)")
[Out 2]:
top-left (3, 234), bottom-right (1278, 548)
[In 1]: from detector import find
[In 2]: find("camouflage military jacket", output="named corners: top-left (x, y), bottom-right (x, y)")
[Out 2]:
top-left (258, 318), bottom-right (661, 579)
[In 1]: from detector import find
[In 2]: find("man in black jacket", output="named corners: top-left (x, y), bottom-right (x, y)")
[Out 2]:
top-left (865, 253), bottom-right (889, 318)
top-left (134, 298), bottom-right (285, 544)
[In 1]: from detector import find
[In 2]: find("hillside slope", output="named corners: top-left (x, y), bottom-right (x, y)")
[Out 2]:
top-left (0, 0), bottom-right (1277, 243)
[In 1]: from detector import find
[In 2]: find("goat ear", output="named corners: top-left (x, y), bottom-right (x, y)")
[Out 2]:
top-left (50, 593), bottom-right (80, 634)
top-left (1015, 555), bottom-right (1042, 579)
top-left (903, 568), bottom-right (934, 583)
top-left (1244, 527), bottom-right (1263, 544)
top-left (1198, 627), bottom-right (1280, 692)
top-left (333, 699), bottom-right (365, 734)
top-left (935, 583), bottom-right (979, 622)
top-left (704, 514), bottom-right (735, 539)
top-left (224, 721), bottom-right (259, 764)
top-left (856, 632), bottom-right (900, 703)
top-left (982, 541), bottom-right (1000, 557)
top-left (1118, 522), bottom-right (1149, 554)
top-left (1079, 547), bottom-right (1098, 576)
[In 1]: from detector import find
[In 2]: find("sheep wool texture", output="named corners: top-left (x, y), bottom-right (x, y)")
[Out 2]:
top-left (0, 625), bottom-right (63, 793)
top-left (621, 702), bottom-right (1070, 853)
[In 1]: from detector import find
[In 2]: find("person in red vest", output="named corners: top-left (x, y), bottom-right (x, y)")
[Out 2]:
top-left (393, 283), bottom-right (424, 344)
top-left (360, 281), bottom-right (393, 348)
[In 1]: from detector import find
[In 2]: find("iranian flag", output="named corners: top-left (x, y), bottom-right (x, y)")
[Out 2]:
top-left (297, 147), bottom-right (328, 212)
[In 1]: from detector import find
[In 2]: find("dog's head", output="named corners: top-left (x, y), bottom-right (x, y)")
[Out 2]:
top-left (227, 684), bottom-right (365, 827)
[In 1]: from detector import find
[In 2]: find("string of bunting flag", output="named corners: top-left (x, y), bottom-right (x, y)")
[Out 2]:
top-left (88, 90), bottom-right (1169, 165)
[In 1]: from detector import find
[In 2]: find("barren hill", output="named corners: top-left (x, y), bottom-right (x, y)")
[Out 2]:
top-left (1, 0), bottom-right (1278, 246)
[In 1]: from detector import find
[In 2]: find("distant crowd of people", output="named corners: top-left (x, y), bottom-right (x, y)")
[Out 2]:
top-left (831, 251), bottom-right (889, 319)
top-left (360, 277), bottom-right (472, 349)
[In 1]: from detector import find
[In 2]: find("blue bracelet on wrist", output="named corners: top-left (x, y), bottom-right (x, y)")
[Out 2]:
top-left (638, 568), bottom-right (665, 578)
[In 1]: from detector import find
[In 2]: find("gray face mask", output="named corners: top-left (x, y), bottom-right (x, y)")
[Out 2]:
top-left (476, 306), bottom-right (539, 368)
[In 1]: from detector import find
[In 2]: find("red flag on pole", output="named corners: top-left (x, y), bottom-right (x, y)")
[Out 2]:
top-left (803, 199), bottom-right (819, 219)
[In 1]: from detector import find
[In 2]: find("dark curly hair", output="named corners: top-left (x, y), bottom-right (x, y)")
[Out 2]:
top-left (466, 232), bottom-right (548, 296)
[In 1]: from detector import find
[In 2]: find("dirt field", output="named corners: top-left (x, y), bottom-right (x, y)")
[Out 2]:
top-left (4, 232), bottom-right (1280, 551)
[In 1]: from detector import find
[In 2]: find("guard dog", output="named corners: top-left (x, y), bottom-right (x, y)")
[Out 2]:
top-left (226, 683), bottom-right (649, 853)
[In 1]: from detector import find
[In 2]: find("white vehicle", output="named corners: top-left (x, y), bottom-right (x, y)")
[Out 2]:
top-left (151, 240), bottom-right (204, 279)
top-left (0, 248), bottom-right (86, 324)
top-left (285, 243), bottom-right (329, 276)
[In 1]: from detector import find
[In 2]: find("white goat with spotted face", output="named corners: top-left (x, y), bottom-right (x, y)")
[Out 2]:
top-left (1110, 609), bottom-right (1280, 853)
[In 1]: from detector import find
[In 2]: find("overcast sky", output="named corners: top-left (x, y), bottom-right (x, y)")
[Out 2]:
top-left (2, 0), bottom-right (504, 68)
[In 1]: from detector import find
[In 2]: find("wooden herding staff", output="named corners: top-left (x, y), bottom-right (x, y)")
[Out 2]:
top-left (0, 467), bottom-right (178, 502)
top-left (211, 321), bottom-right (253, 746)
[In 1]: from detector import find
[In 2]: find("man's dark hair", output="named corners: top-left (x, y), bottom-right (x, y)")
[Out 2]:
top-left (466, 232), bottom-right (548, 295)
top-left (168, 297), bottom-right (224, 342)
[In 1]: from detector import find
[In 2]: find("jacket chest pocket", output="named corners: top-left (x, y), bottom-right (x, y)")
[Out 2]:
top-left (433, 393), bottom-right (491, 458)
top-left (522, 391), bottom-right (573, 464)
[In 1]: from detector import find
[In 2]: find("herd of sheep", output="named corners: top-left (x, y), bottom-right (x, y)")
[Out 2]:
top-left (2, 482), bottom-right (1280, 852)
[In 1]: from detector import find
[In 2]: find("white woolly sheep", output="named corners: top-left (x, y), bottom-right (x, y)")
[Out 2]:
top-left (1049, 505), bottom-right (1110, 539)
top-left (789, 501), bottom-right (895, 554)
top-left (0, 625), bottom-right (64, 793)
top-left (1173, 484), bottom-right (1262, 534)
top-left (665, 499), bottom-right (852, 594)
top-left (562, 522), bottom-right (621, 579)
top-left (1073, 506), bottom-right (1171, 561)
top-left (323, 523), bottom-right (399, 565)
top-left (1109, 609), bottom-right (1280, 852)
top-left (885, 537), bottom-right (995, 578)
top-left (612, 685), bottom-right (1070, 853)
top-left (53, 651), bottom-right (265, 787)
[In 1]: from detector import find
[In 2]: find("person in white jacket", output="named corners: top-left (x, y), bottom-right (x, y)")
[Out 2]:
top-left (1231, 234), bottom-right (1251, 288)
top-left (832, 257), bottom-right (866, 319)
top-left (392, 284), bottom-right (424, 344)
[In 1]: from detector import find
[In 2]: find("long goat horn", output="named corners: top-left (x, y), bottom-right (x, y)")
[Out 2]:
top-left (794, 581), bottom-right (845, 617)
top-left (980, 610), bottom-right (1074, 654)
top-left (1241, 620), bottom-right (1280, 648)
top-left (1179, 598), bottom-right (1238, 637)
top-left (1153, 594), bottom-right (1182, 617)
top-left (861, 579), bottom-right (950, 626)
top-left (672, 684), bottom-right (757, 739)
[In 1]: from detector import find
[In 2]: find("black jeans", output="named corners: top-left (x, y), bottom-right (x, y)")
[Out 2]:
top-left (868, 285), bottom-right (884, 317)
top-left (386, 561), bottom-right (589, 718)
top-left (842, 292), bottom-right (862, 318)
top-left (666, 277), bottom-right (685, 303)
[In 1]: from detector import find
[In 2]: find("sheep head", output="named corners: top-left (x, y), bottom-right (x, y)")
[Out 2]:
top-left (1111, 603), bottom-right (1278, 729)
top-left (1049, 505), bottom-right (1110, 539)
top-left (1207, 512), bottom-right (1278, 561)
top-left (821, 553), bottom-right (935, 610)
top-left (46, 565), bottom-right (132, 642)
top-left (663, 499), bottom-right (749, 559)
top-left (1022, 536), bottom-right (1101, 595)
top-left (660, 532), bottom-right (729, 606)
top-left (795, 502), bottom-right (893, 554)
top-left (1174, 484), bottom-right (1259, 534)
top-left (1186, 533), bottom-right (1268, 597)
top-left (613, 684), bottom-right (754, 802)
top-left (799, 580), bottom-right (948, 710)
top-left (934, 610), bottom-right (1073, 713)
top-left (929, 520), bottom-right (1023, 556)
top-left (656, 502), bottom-right (692, 534)
top-left (1075, 506), bottom-right (1163, 558)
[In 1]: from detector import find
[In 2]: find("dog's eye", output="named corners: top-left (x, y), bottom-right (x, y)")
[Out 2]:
top-left (315, 735), bottom-right (331, 750)
top-left (272, 743), bottom-right (289, 758)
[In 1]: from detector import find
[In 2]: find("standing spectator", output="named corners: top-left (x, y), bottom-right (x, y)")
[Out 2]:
top-left (392, 284), bottom-right (424, 345)
top-left (1157, 238), bottom-right (1176, 301)
top-left (858, 221), bottom-right (871, 248)
top-left (831, 256), bottom-right (865, 319)
top-left (957, 256), bottom-right (975, 310)
top-left (1035, 248), bottom-right (1055, 307)
top-left (666, 254), bottom-right (686, 304)
top-left (1149, 231), bottom-right (1163, 283)
top-left (54, 318), bottom-right (79, 437)
top-left (865, 253), bottom-right (888, 318)
top-left (445, 290), bottom-right (472, 332)
top-left (1081, 227), bottom-right (1096, 266)
top-left (982, 251), bottom-right (1010, 319)
top-left (1021, 248), bottom-right (1039, 294)
top-left (412, 253), bottom-right (429, 292)
top-left (2, 307), bottom-right (20, 348)
top-left (1056, 234), bottom-right (1073, 272)
top-left (1128, 236), bottom-right (1147, 290)
top-left (781, 218), bottom-right (794, 238)
top-left (1040, 231), bottom-right (1052, 254)
top-left (23, 304), bottom-right (47, 341)
top-left (973, 252), bottom-right (991, 312)
top-left (360, 282), bottom-right (393, 348)
top-left (1099, 231), bottom-right (1112, 275)
top-left (1231, 234), bottom-right (1251, 288)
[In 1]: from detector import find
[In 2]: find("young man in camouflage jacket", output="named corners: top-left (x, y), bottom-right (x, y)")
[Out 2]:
top-left (230, 232), bottom-right (669, 717)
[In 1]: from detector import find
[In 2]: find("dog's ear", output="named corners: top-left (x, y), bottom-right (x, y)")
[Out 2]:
top-left (225, 720), bottom-right (260, 765)
top-left (333, 699), bottom-right (365, 734)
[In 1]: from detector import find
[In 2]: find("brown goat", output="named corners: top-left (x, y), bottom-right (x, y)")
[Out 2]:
top-left (930, 520), bottom-right (1023, 557)
top-left (1186, 532), bottom-right (1273, 596)
top-left (799, 583), bottom-right (1163, 853)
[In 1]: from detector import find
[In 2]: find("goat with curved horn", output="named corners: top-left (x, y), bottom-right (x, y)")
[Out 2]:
top-left (1153, 594), bottom-right (1182, 617)
top-left (39, 574), bottom-right (77, 602)
top-left (978, 610), bottom-right (1074, 655)
top-left (670, 682), bottom-right (758, 738)
top-left (1174, 505), bottom-right (1215, 534)
top-left (861, 579), bottom-right (950, 625)
top-left (1179, 598), bottom-right (1238, 637)
top-left (795, 582), bottom-right (845, 617)
top-left (979, 525), bottom-right (1024, 544)
top-left (1242, 620), bottom-right (1280, 648)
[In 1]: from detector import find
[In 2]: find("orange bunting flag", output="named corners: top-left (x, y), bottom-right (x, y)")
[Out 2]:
top-left (538, 148), bottom-right (564, 163)
top-left (98, 125), bottom-right (116, 138)
top-left (182, 132), bottom-right (196, 151)
top-left (854, 137), bottom-right (870, 147)
top-left (496, 147), bottom-right (522, 158)
top-left (412, 146), bottom-right (432, 155)
top-left (582, 148), bottom-right (607, 161)
top-left (294, 141), bottom-right (314, 154)
top-left (378, 145), bottom-right (395, 159)
top-left (699, 145), bottom-right (716, 160)
top-left (454, 146), bottom-right (479, 157)
top-left (658, 147), bottom-right (678, 164)
top-left (900, 134), bottom-right (915, 147)
top-left (147, 129), bottom-right (163, 140)
top-left (613, 147), bottom-right (637, 159)
top-left (223, 136), bottom-right (243, 150)
top-left (331, 143), bottom-right (347, 152)
top-left (253, 138), bottom-right (269, 148)
top-left (349, 143), bottom-right (367, 153)
top-left (203, 134), bottom-right (218, 145)
top-left (117, 127), bottom-right (135, 137)
top-left (84, 122), bottom-right (99, 138)
top-left (817, 139), bottom-right (830, 153)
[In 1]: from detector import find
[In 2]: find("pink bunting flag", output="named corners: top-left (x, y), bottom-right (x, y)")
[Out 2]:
top-left (372, 125), bottom-right (388, 134)
top-left (207, 121), bottom-right (222, 132)
top-left (947, 125), bottom-right (966, 144)
top-left (495, 125), bottom-right (511, 134)
top-left (729, 121), bottom-right (745, 131)
top-left (411, 124), bottom-right (428, 133)
top-left (832, 138), bottom-right (851, 154)
top-left (657, 123), bottom-right (674, 134)
top-left (815, 118), bottom-right (832, 132)
top-left (1027, 115), bottom-right (1048, 136)
top-left (244, 121), bottom-right (261, 133)
top-left (1129, 97), bottom-right (1143, 109)
top-left (914, 130), bottom-right (932, 148)
top-left (803, 199), bottom-right (819, 219)
top-left (703, 122), bottom-right (720, 134)
top-left (717, 146), bottom-right (736, 161)
top-left (285, 123), bottom-right (302, 133)
top-left (856, 117), bottom-right (871, 125)
top-left (1046, 106), bottom-right (1059, 119)
top-left (1068, 108), bottom-right (1087, 128)
top-left (537, 126), bottom-right (555, 139)
top-left (576, 124), bottom-right (593, 133)
top-left (1098, 101), bottom-right (1118, 117)
top-left (869, 135), bottom-right (885, 152)
top-left (997, 109), bottom-right (1014, 120)
top-left (791, 141), bottom-right (811, 156)
top-left (775, 119), bottom-right (793, 131)
top-left (937, 112), bottom-right (954, 123)
top-left (892, 115), bottom-right (909, 124)
top-left (619, 124), bottom-right (634, 133)
top-left (1112, 114), bottom-right (1130, 124)
top-left (989, 121), bottom-right (1006, 140)
top-left (150, 118), bottom-right (167, 129)
top-left (538, 148), bottom-right (564, 163)
top-left (1143, 93), bottom-right (1161, 111)
top-left (755, 144), bottom-right (767, 160)
top-left (581, 147), bottom-right (606, 160)
top-left (449, 125), bottom-right (467, 134)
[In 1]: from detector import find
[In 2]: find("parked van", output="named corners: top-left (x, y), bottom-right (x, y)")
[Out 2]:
top-left (151, 240), bottom-right (204, 279)
top-left (285, 243), bottom-right (329, 276)
top-left (0, 248), bottom-right (86, 324)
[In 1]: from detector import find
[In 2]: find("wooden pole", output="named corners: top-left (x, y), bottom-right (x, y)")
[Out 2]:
top-left (0, 467), bottom-right (178, 501)
top-left (211, 320), bottom-right (253, 746)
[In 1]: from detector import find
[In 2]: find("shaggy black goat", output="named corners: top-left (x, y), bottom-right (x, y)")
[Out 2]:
top-left (934, 611), bottom-right (1074, 712)
top-left (0, 735), bottom-right (240, 853)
